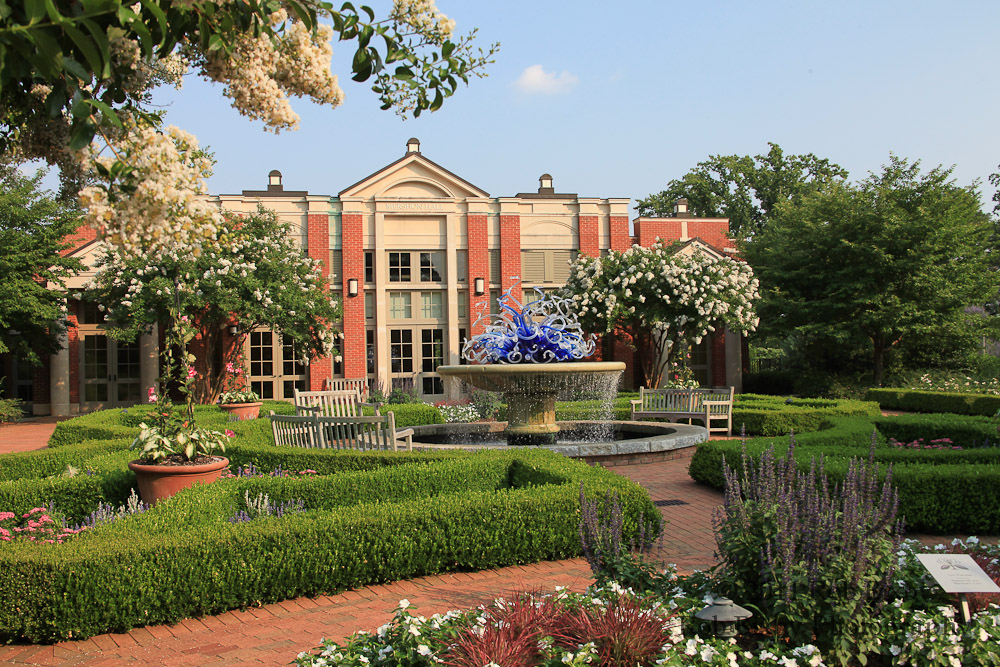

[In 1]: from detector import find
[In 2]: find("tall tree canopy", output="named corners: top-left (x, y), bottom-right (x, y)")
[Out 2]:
top-left (745, 156), bottom-right (998, 386)
top-left (87, 207), bottom-right (341, 403)
top-left (561, 243), bottom-right (759, 388)
top-left (0, 166), bottom-right (82, 364)
top-left (1, 0), bottom-right (496, 200)
top-left (636, 143), bottom-right (847, 240)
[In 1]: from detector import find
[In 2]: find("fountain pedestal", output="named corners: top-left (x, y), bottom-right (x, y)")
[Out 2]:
top-left (437, 362), bottom-right (625, 447)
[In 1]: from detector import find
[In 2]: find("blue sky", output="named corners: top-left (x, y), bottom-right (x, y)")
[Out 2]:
top-left (147, 0), bottom-right (1000, 210)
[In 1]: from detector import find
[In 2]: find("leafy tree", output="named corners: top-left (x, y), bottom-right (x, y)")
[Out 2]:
top-left (561, 242), bottom-right (759, 388)
top-left (636, 143), bottom-right (847, 239)
top-left (0, 166), bottom-right (83, 364)
top-left (745, 156), bottom-right (998, 387)
top-left (1, 0), bottom-right (497, 196)
top-left (87, 206), bottom-right (341, 403)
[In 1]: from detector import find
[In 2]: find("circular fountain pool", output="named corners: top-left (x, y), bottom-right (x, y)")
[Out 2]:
top-left (409, 420), bottom-right (708, 465)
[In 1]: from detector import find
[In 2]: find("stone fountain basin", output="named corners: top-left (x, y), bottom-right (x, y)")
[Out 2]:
top-left (408, 420), bottom-right (708, 459)
top-left (436, 361), bottom-right (627, 393)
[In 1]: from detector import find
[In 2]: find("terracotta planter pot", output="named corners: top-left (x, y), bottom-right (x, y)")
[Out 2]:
top-left (219, 402), bottom-right (262, 421)
top-left (128, 457), bottom-right (229, 506)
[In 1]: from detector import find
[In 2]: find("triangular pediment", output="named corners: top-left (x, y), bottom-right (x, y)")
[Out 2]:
top-left (339, 153), bottom-right (489, 200)
top-left (673, 238), bottom-right (726, 260)
top-left (60, 239), bottom-right (106, 289)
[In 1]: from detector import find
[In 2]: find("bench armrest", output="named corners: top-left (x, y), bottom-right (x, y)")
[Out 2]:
top-left (702, 400), bottom-right (731, 408)
top-left (358, 401), bottom-right (383, 415)
top-left (629, 399), bottom-right (642, 408)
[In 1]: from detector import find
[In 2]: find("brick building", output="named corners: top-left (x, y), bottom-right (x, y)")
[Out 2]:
top-left (6, 139), bottom-right (744, 415)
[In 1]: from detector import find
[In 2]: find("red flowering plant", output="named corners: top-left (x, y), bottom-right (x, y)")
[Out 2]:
top-left (218, 348), bottom-right (259, 405)
top-left (0, 506), bottom-right (86, 545)
top-left (130, 305), bottom-right (230, 463)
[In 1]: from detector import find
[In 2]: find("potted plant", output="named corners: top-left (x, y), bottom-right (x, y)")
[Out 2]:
top-left (128, 312), bottom-right (231, 506)
top-left (218, 354), bottom-right (262, 420)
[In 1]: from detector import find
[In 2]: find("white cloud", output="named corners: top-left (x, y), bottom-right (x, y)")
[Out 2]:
top-left (513, 64), bottom-right (579, 95)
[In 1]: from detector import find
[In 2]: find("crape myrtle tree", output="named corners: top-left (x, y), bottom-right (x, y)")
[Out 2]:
top-left (560, 242), bottom-right (759, 389)
top-left (635, 143), bottom-right (848, 240)
top-left (87, 206), bottom-right (341, 404)
top-left (745, 156), bottom-right (999, 387)
top-left (0, 165), bottom-right (82, 364)
top-left (2, 0), bottom-right (498, 200)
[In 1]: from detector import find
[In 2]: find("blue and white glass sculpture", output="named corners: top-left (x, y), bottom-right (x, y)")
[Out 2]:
top-left (461, 280), bottom-right (596, 364)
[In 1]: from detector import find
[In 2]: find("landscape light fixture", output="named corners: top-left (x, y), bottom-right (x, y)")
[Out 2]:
top-left (695, 597), bottom-right (753, 639)
top-left (474, 277), bottom-right (485, 296)
top-left (348, 278), bottom-right (359, 297)
top-left (228, 325), bottom-right (238, 335)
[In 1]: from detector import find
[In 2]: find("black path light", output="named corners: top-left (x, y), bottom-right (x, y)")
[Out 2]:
top-left (695, 597), bottom-right (753, 639)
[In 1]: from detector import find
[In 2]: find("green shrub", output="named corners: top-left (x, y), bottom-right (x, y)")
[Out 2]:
top-left (873, 413), bottom-right (997, 448)
top-left (0, 448), bottom-right (656, 643)
top-left (380, 403), bottom-right (444, 427)
top-left (865, 388), bottom-right (1000, 416)
top-left (0, 396), bottom-right (23, 424)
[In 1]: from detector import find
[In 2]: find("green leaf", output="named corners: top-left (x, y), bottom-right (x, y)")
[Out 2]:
top-left (138, 0), bottom-right (168, 38)
top-left (61, 56), bottom-right (89, 82)
top-left (62, 24), bottom-right (103, 76)
top-left (85, 98), bottom-right (123, 128)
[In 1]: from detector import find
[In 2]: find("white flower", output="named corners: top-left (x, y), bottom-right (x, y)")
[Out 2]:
top-left (398, 599), bottom-right (410, 609)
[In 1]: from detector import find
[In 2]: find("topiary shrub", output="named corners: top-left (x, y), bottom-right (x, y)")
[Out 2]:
top-left (865, 388), bottom-right (1000, 416)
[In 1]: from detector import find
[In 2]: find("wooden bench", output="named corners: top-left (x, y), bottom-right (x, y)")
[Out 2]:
top-left (322, 377), bottom-right (369, 397)
top-left (269, 412), bottom-right (414, 451)
top-left (293, 388), bottom-right (381, 418)
top-left (630, 386), bottom-right (734, 436)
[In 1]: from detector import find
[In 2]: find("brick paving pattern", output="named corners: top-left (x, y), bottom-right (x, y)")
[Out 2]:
top-left (0, 418), bottom-right (990, 665)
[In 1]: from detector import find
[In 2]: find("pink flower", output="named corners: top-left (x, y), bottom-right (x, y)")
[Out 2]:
top-left (180, 315), bottom-right (189, 322)
top-left (187, 367), bottom-right (197, 379)
top-left (0, 512), bottom-right (15, 521)
top-left (225, 429), bottom-right (235, 437)
top-left (225, 362), bottom-right (235, 373)
top-left (148, 387), bottom-right (157, 403)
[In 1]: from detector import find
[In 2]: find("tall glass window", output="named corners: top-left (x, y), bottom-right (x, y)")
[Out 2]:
top-left (390, 329), bottom-right (413, 373)
top-left (421, 292), bottom-right (443, 319)
top-left (389, 292), bottom-right (412, 319)
top-left (420, 251), bottom-right (443, 282)
top-left (389, 252), bottom-right (411, 282)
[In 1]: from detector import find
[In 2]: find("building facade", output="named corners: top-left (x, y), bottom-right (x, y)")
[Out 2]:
top-left (7, 139), bottom-right (744, 415)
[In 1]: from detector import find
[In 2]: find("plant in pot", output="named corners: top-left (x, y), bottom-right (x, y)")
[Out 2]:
top-left (128, 312), bottom-right (231, 506)
top-left (218, 352), bottom-right (262, 420)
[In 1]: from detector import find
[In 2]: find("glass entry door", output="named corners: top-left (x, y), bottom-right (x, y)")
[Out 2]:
top-left (80, 335), bottom-right (141, 411)
top-left (248, 330), bottom-right (307, 400)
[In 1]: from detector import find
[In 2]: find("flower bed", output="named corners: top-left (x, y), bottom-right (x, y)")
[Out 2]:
top-left (689, 418), bottom-right (1000, 533)
top-left (0, 407), bottom-right (657, 643)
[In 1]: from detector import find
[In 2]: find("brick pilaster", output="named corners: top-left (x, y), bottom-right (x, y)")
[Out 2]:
top-left (341, 213), bottom-right (366, 380)
top-left (499, 214), bottom-right (521, 302)
top-left (306, 213), bottom-right (333, 388)
top-left (610, 215), bottom-right (630, 252)
top-left (467, 214), bottom-right (490, 336)
top-left (67, 301), bottom-right (80, 405)
top-left (579, 215), bottom-right (599, 257)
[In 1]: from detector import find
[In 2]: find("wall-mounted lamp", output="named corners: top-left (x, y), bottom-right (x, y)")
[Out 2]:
top-left (228, 325), bottom-right (238, 335)
top-left (474, 277), bottom-right (485, 296)
top-left (347, 278), bottom-right (359, 297)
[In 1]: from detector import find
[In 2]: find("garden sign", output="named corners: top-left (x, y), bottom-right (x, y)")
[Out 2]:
top-left (916, 554), bottom-right (1000, 622)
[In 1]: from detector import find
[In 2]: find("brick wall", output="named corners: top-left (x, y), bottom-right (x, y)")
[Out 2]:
top-left (467, 214), bottom-right (489, 336)
top-left (62, 224), bottom-right (97, 255)
top-left (579, 215), bottom-right (599, 257)
top-left (635, 219), bottom-right (682, 247)
top-left (499, 214), bottom-right (521, 301)
top-left (687, 220), bottom-right (730, 251)
top-left (610, 215), bottom-right (630, 252)
top-left (341, 213), bottom-right (366, 379)
top-left (306, 213), bottom-right (333, 388)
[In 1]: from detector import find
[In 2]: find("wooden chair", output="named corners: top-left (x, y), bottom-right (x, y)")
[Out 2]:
top-left (322, 377), bottom-right (369, 398)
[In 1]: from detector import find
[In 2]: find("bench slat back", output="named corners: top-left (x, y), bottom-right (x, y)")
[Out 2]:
top-left (318, 416), bottom-right (393, 451)
top-left (269, 413), bottom-right (322, 448)
top-left (294, 388), bottom-right (365, 418)
top-left (323, 377), bottom-right (369, 397)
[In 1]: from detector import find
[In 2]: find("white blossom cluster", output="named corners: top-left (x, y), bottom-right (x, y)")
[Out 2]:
top-left (79, 124), bottom-right (221, 259)
top-left (199, 9), bottom-right (343, 131)
top-left (390, 0), bottom-right (456, 41)
top-left (564, 241), bottom-right (760, 345)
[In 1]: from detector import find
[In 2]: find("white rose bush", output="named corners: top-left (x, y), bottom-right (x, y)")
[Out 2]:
top-left (561, 241), bottom-right (760, 388)
top-left (88, 206), bottom-right (341, 404)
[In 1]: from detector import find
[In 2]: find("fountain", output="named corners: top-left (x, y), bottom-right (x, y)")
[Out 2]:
top-left (437, 283), bottom-right (623, 447)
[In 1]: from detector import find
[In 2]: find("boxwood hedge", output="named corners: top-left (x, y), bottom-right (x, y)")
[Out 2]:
top-left (0, 407), bottom-right (656, 643)
top-left (865, 388), bottom-right (1000, 416)
top-left (689, 415), bottom-right (1000, 534)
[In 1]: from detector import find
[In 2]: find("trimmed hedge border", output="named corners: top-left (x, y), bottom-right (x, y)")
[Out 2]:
top-left (865, 388), bottom-right (1000, 417)
top-left (0, 407), bottom-right (656, 643)
top-left (689, 415), bottom-right (1000, 534)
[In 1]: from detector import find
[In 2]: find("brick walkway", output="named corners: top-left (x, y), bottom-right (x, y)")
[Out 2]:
top-left (0, 420), bottom-right (984, 666)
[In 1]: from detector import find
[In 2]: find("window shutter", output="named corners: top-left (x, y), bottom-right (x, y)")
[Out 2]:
top-left (551, 250), bottom-right (576, 283)
top-left (329, 250), bottom-right (343, 284)
top-left (489, 250), bottom-right (501, 284)
top-left (522, 250), bottom-right (546, 282)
